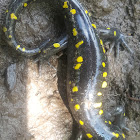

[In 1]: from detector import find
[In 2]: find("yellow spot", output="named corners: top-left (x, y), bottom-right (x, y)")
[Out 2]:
top-left (88, 12), bottom-right (91, 16)
top-left (103, 72), bottom-right (107, 77)
top-left (102, 47), bottom-right (106, 53)
top-left (92, 24), bottom-right (96, 29)
top-left (16, 45), bottom-right (20, 50)
top-left (109, 121), bottom-right (112, 125)
top-left (69, 81), bottom-right (71, 84)
top-left (100, 39), bottom-right (103, 46)
top-left (6, 10), bottom-right (8, 13)
top-left (53, 43), bottom-right (60, 48)
top-left (86, 133), bottom-right (93, 138)
top-left (24, 3), bottom-right (28, 7)
top-left (114, 31), bottom-right (117, 36)
top-left (74, 104), bottom-right (80, 111)
top-left (112, 132), bottom-right (119, 138)
top-left (70, 9), bottom-right (76, 15)
top-left (71, 99), bottom-right (73, 102)
top-left (39, 50), bottom-right (41, 53)
top-left (77, 56), bottom-right (83, 63)
top-left (102, 62), bottom-right (106, 67)
top-left (63, 1), bottom-right (68, 8)
top-left (74, 64), bottom-right (81, 70)
top-left (11, 13), bottom-right (17, 20)
top-left (102, 81), bottom-right (107, 88)
top-left (124, 113), bottom-right (125, 116)
top-left (43, 50), bottom-right (46, 53)
top-left (97, 92), bottom-right (102, 96)
top-left (72, 86), bottom-right (78, 92)
top-left (99, 110), bottom-right (103, 115)
top-left (22, 48), bottom-right (25, 52)
top-left (93, 102), bottom-right (102, 108)
top-left (79, 120), bottom-right (84, 125)
top-left (122, 133), bottom-right (125, 139)
top-left (107, 28), bottom-right (110, 29)
top-left (75, 40), bottom-right (84, 48)
top-left (105, 121), bottom-right (108, 123)
top-left (85, 10), bottom-right (88, 14)
top-left (9, 35), bottom-right (12, 38)
top-left (73, 28), bottom-right (78, 36)
top-left (3, 27), bottom-right (7, 32)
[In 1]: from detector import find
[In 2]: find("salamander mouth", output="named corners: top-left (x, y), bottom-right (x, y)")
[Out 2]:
top-left (14, 0), bottom-right (65, 50)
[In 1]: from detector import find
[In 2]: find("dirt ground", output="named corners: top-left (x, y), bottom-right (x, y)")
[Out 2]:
top-left (0, 0), bottom-right (140, 140)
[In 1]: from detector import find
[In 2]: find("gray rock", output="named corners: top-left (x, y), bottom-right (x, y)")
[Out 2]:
top-left (5, 63), bottom-right (17, 92)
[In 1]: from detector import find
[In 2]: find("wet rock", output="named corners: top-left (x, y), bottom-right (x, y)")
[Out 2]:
top-left (4, 63), bottom-right (17, 92)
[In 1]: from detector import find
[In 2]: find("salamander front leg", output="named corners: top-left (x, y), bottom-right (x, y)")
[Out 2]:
top-left (98, 27), bottom-right (133, 57)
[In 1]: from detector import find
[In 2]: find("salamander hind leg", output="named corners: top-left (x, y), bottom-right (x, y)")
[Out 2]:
top-left (104, 106), bottom-right (128, 140)
top-left (109, 106), bottom-right (129, 132)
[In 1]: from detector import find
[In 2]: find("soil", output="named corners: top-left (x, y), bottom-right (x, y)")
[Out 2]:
top-left (0, 0), bottom-right (139, 140)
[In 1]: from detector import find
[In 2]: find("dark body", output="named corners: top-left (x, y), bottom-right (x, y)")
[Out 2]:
top-left (61, 0), bottom-right (125, 139)
top-left (4, 0), bottom-right (128, 139)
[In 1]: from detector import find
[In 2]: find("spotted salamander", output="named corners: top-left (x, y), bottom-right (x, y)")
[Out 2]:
top-left (4, 0), bottom-right (131, 139)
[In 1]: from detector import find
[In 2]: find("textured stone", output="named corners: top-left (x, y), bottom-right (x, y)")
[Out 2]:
top-left (4, 63), bottom-right (17, 92)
